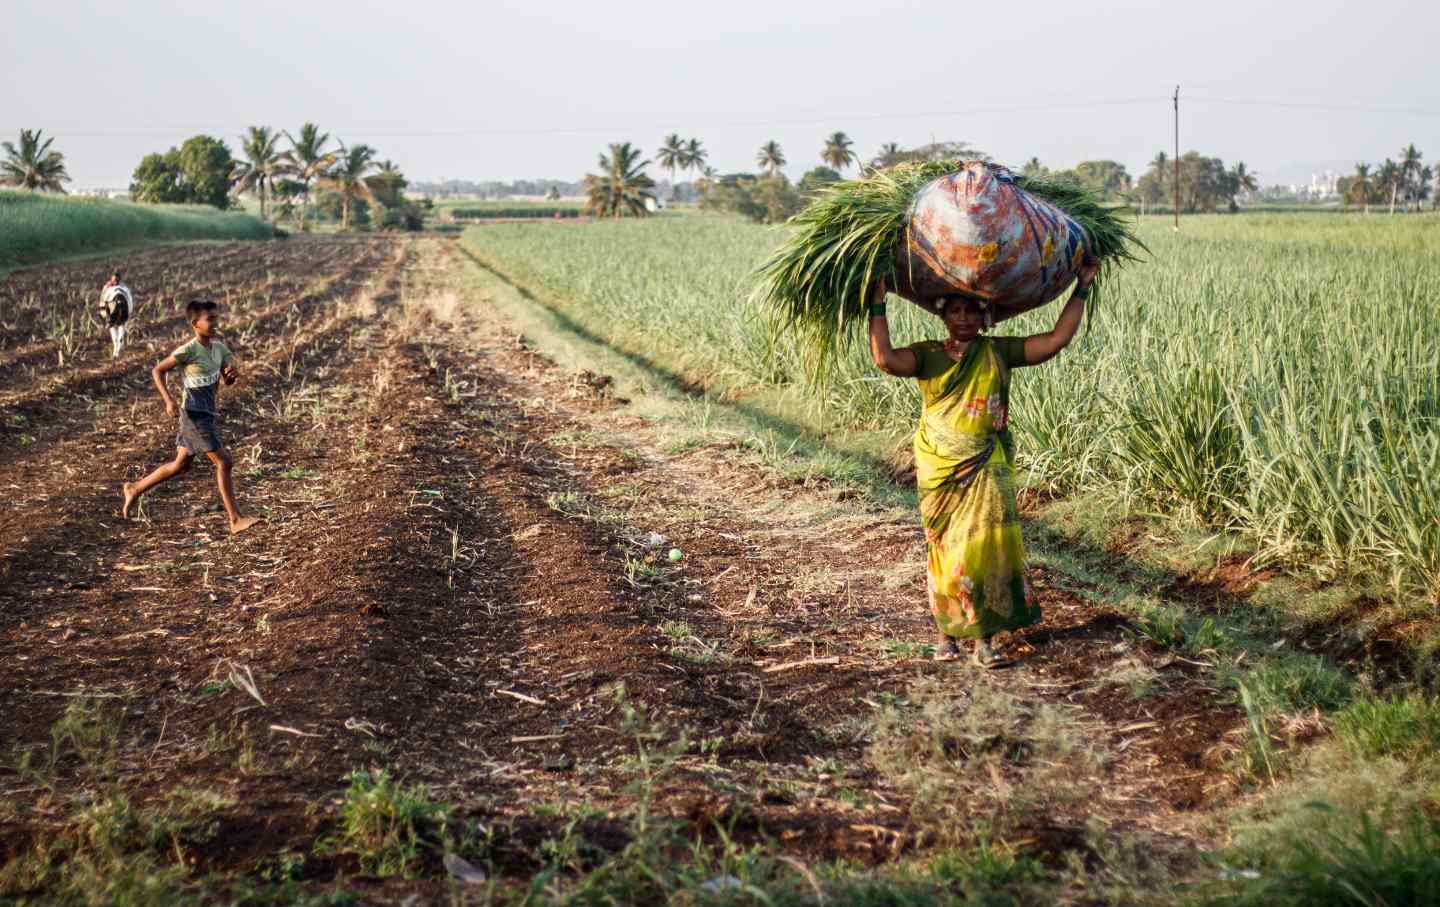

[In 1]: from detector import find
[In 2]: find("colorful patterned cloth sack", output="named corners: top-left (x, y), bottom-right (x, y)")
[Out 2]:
top-left (891, 162), bottom-right (1092, 323)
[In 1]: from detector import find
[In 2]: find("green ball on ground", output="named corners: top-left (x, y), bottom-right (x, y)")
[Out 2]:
top-left (668, 548), bottom-right (684, 562)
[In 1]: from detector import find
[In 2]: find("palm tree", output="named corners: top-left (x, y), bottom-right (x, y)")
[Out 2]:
top-left (656, 133), bottom-right (685, 198)
top-left (231, 126), bottom-right (284, 220)
top-left (1149, 151), bottom-right (1169, 187)
top-left (673, 138), bottom-right (707, 203)
top-left (320, 144), bottom-right (378, 230)
top-left (368, 159), bottom-right (405, 207)
top-left (1416, 164), bottom-right (1434, 210)
top-left (683, 138), bottom-right (707, 179)
top-left (583, 142), bottom-right (656, 219)
top-left (1233, 162), bottom-right (1258, 196)
top-left (1349, 163), bottom-right (1374, 213)
top-left (271, 179), bottom-right (303, 222)
top-left (1377, 158), bottom-right (1402, 214)
top-left (1399, 144), bottom-right (1423, 210)
top-left (757, 141), bottom-right (786, 177)
top-left (821, 131), bottom-right (858, 172)
top-left (870, 142), bottom-right (902, 168)
top-left (1, 129), bottom-right (71, 192)
top-left (282, 123), bottom-right (338, 230)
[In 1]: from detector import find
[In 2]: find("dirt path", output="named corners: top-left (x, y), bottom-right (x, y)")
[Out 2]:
top-left (0, 237), bottom-right (1251, 899)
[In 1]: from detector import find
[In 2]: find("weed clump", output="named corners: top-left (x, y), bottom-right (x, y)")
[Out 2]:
top-left (319, 770), bottom-right (455, 878)
top-left (1333, 692), bottom-right (1440, 759)
top-left (868, 676), bottom-right (1105, 845)
top-left (1209, 808), bottom-right (1440, 906)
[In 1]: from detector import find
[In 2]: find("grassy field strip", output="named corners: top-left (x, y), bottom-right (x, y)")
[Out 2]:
top-left (0, 191), bottom-right (273, 271)
top-left (461, 215), bottom-right (1440, 602)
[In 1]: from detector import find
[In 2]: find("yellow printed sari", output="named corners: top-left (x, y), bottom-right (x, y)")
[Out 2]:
top-left (907, 336), bottom-right (1038, 640)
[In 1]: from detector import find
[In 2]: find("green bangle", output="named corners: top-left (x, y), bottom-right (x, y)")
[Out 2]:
top-left (1073, 285), bottom-right (1090, 300)
top-left (868, 304), bottom-right (887, 317)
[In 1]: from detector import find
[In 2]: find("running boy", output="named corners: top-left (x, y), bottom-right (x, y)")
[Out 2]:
top-left (99, 271), bottom-right (133, 359)
top-left (122, 300), bottom-right (260, 534)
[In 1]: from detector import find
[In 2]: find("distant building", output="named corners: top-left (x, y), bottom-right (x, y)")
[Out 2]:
top-left (1288, 171), bottom-right (1340, 200)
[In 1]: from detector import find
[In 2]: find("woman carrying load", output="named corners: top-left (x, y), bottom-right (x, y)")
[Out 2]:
top-left (868, 260), bottom-right (1099, 667)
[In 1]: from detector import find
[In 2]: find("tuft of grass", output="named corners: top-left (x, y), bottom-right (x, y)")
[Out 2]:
top-left (0, 786), bottom-right (236, 903)
top-left (1222, 655), bottom-right (1353, 717)
top-left (1087, 655), bottom-right (1160, 698)
top-left (319, 770), bottom-right (455, 878)
top-left (868, 676), bottom-right (1104, 845)
top-left (1207, 808), bottom-right (1440, 906)
top-left (876, 638), bottom-right (935, 659)
top-left (1333, 693), bottom-right (1440, 759)
top-left (754, 160), bottom-right (1145, 376)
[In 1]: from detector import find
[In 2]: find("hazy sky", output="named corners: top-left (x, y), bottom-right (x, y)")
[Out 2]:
top-left (5, 0), bottom-right (1437, 189)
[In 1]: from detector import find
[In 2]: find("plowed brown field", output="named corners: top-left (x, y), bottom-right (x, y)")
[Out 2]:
top-left (1, 236), bottom-right (1260, 903)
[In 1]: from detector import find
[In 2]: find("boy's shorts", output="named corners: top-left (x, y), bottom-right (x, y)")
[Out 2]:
top-left (177, 410), bottom-right (222, 453)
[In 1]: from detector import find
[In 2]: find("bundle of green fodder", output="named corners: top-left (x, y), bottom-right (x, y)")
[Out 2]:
top-left (757, 160), bottom-right (1145, 373)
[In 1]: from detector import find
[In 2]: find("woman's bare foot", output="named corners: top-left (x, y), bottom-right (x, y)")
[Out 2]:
top-left (229, 515), bottom-right (261, 535)
top-left (121, 483), bottom-right (138, 519)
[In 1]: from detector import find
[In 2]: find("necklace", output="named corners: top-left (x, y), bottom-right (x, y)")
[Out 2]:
top-left (943, 338), bottom-right (970, 359)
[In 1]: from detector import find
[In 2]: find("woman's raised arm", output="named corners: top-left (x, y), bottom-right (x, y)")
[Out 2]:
top-left (1019, 260), bottom-right (1099, 366)
top-left (868, 278), bottom-right (918, 377)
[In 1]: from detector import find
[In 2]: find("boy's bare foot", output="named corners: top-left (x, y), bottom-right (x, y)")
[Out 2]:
top-left (121, 482), bottom-right (138, 519)
top-left (229, 516), bottom-right (261, 535)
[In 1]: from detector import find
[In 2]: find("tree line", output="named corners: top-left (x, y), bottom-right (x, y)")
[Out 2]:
top-left (587, 129), bottom-right (1440, 223)
top-left (130, 124), bottom-right (421, 230)
top-left (584, 131), bottom-right (1147, 223)
top-left (1337, 145), bottom-right (1432, 213)
top-left (11, 125), bottom-right (1435, 226)
top-left (586, 130), bottom-right (1274, 223)
top-left (1127, 153), bottom-right (1257, 213)
top-left (0, 126), bottom-right (422, 231)
top-left (587, 131), bottom-right (884, 221)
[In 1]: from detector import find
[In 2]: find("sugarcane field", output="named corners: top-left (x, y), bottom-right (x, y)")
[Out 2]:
top-left (3, 4), bottom-right (1440, 905)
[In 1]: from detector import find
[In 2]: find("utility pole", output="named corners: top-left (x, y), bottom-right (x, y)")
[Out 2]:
top-left (1173, 85), bottom-right (1181, 231)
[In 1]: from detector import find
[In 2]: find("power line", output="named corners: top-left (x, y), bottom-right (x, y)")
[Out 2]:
top-left (7, 95), bottom-right (1434, 143)
top-left (3, 98), bottom-right (1165, 139)
top-left (1188, 97), bottom-right (1440, 118)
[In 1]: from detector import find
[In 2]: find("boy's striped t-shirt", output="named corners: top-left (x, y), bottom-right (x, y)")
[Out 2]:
top-left (171, 338), bottom-right (232, 414)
